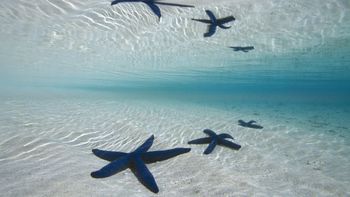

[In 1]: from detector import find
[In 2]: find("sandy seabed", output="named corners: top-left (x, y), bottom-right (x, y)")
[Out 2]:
top-left (0, 0), bottom-right (350, 196)
top-left (0, 89), bottom-right (349, 197)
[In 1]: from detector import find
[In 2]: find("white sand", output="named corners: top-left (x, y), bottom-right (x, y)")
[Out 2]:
top-left (0, 0), bottom-right (350, 196)
top-left (0, 88), bottom-right (349, 196)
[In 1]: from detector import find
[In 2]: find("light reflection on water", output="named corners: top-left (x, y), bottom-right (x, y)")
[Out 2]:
top-left (0, 1), bottom-right (350, 195)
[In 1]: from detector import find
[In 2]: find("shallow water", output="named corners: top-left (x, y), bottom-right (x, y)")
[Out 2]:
top-left (1, 0), bottom-right (350, 196)
top-left (0, 89), bottom-right (349, 196)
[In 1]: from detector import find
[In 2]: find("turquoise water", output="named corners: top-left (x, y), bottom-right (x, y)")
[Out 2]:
top-left (1, 0), bottom-right (350, 196)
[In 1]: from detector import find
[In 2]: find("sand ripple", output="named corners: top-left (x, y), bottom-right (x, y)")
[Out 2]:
top-left (0, 91), bottom-right (349, 196)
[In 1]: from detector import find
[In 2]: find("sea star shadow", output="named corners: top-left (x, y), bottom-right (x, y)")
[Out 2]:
top-left (111, 0), bottom-right (194, 20)
top-left (192, 10), bottom-right (235, 37)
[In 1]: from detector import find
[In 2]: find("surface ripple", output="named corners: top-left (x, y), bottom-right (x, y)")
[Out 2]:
top-left (1, 0), bottom-right (349, 84)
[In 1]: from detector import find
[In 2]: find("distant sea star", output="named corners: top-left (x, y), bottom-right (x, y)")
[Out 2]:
top-left (188, 129), bottom-right (241, 154)
top-left (238, 120), bottom-right (263, 129)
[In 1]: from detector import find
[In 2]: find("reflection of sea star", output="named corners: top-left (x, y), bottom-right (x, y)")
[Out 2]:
top-left (91, 135), bottom-right (190, 193)
top-left (111, 0), bottom-right (194, 20)
top-left (188, 129), bottom-right (241, 154)
top-left (192, 10), bottom-right (235, 37)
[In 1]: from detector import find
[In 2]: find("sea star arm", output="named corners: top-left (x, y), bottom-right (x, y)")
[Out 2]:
top-left (230, 47), bottom-right (239, 51)
top-left (141, 148), bottom-right (191, 163)
top-left (252, 124), bottom-right (263, 129)
top-left (188, 137), bottom-right (211, 144)
top-left (191, 18), bottom-right (212, 24)
top-left (111, 0), bottom-right (131, 6)
top-left (91, 155), bottom-right (130, 178)
top-left (218, 24), bottom-right (231, 29)
top-left (155, 2), bottom-right (194, 8)
top-left (203, 129), bottom-right (217, 137)
top-left (238, 120), bottom-right (247, 126)
top-left (92, 149), bottom-right (127, 162)
top-left (218, 133), bottom-right (234, 140)
top-left (248, 120), bottom-right (256, 124)
top-left (205, 10), bottom-right (217, 23)
top-left (132, 156), bottom-right (159, 193)
top-left (217, 16), bottom-right (235, 24)
top-left (204, 139), bottom-right (217, 154)
top-left (135, 135), bottom-right (154, 153)
top-left (219, 139), bottom-right (241, 150)
top-left (204, 24), bottom-right (216, 37)
top-left (145, 2), bottom-right (161, 19)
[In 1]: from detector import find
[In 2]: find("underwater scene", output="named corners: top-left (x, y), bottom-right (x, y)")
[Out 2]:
top-left (1, 0), bottom-right (350, 196)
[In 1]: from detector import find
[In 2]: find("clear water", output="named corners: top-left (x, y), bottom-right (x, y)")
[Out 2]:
top-left (0, 0), bottom-right (350, 196)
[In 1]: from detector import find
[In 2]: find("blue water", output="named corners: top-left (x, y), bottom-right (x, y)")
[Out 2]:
top-left (1, 0), bottom-right (350, 196)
